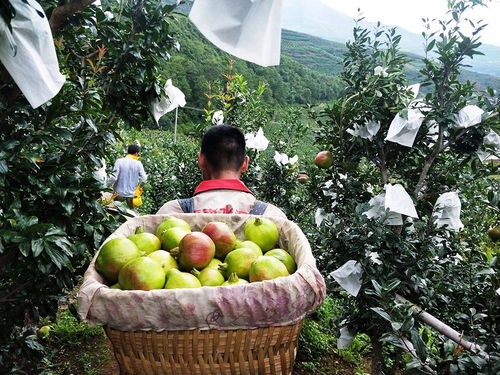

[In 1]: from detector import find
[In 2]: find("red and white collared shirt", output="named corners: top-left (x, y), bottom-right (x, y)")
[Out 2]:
top-left (156, 179), bottom-right (287, 218)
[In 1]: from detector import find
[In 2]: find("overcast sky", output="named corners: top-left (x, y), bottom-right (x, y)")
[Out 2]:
top-left (320, 0), bottom-right (500, 47)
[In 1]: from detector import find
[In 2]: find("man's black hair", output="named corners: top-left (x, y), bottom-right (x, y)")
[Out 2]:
top-left (127, 144), bottom-right (140, 154)
top-left (201, 124), bottom-right (246, 171)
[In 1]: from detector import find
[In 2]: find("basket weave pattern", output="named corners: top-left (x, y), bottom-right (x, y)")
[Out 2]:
top-left (105, 321), bottom-right (303, 375)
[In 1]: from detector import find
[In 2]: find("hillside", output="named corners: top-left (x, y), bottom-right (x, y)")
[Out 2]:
top-left (282, 0), bottom-right (500, 77)
top-left (162, 14), bottom-right (343, 117)
top-left (281, 29), bottom-right (500, 92)
top-left (160, 8), bottom-right (500, 127)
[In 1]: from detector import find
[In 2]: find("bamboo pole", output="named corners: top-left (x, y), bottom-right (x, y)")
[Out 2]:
top-left (396, 294), bottom-right (489, 359)
top-left (174, 107), bottom-right (178, 144)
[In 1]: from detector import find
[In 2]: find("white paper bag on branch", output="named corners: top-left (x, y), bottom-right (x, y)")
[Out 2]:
top-left (385, 184), bottom-right (418, 218)
top-left (433, 192), bottom-right (464, 232)
top-left (362, 193), bottom-right (403, 226)
top-left (346, 120), bottom-right (381, 141)
top-left (337, 326), bottom-right (355, 349)
top-left (189, 0), bottom-right (283, 66)
top-left (329, 260), bottom-right (363, 297)
top-left (385, 108), bottom-right (425, 147)
top-left (454, 105), bottom-right (484, 128)
top-left (483, 130), bottom-right (500, 150)
top-left (0, 0), bottom-right (65, 108)
top-left (150, 79), bottom-right (186, 123)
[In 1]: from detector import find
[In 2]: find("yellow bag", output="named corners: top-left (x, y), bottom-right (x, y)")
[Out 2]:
top-left (132, 186), bottom-right (143, 208)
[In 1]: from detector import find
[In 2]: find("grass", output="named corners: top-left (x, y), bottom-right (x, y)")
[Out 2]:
top-left (39, 310), bottom-right (113, 375)
top-left (295, 296), bottom-right (371, 374)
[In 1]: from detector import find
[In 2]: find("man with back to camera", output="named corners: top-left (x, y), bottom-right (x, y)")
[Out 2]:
top-left (107, 144), bottom-right (147, 209)
top-left (156, 124), bottom-right (287, 218)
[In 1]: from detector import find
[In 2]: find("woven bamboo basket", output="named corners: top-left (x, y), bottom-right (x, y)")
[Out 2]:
top-left (105, 321), bottom-right (303, 375)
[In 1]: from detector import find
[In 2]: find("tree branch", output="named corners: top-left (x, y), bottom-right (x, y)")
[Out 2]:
top-left (414, 111), bottom-right (499, 197)
top-left (49, 0), bottom-right (97, 33)
top-left (414, 124), bottom-right (444, 196)
top-left (378, 145), bottom-right (389, 185)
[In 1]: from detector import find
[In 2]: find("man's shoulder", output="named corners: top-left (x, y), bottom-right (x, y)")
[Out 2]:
top-left (156, 199), bottom-right (183, 215)
top-left (262, 202), bottom-right (288, 220)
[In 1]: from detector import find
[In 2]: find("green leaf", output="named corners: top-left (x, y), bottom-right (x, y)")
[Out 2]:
top-left (19, 241), bottom-right (30, 257)
top-left (410, 329), bottom-right (427, 361)
top-left (31, 238), bottom-right (44, 257)
top-left (371, 307), bottom-right (392, 322)
top-left (2, 230), bottom-right (25, 243)
top-left (391, 321), bottom-right (402, 331)
top-left (45, 245), bottom-right (71, 270)
top-left (385, 279), bottom-right (401, 293)
top-left (426, 39), bottom-right (436, 52)
top-left (371, 280), bottom-right (383, 297)
top-left (0, 160), bottom-right (8, 174)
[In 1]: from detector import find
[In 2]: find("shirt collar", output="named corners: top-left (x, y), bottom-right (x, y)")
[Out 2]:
top-left (126, 154), bottom-right (140, 160)
top-left (194, 179), bottom-right (254, 195)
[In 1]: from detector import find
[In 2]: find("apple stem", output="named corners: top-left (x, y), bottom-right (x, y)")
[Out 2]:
top-left (191, 269), bottom-right (201, 277)
top-left (228, 272), bottom-right (239, 283)
top-left (169, 247), bottom-right (180, 256)
top-left (135, 226), bottom-right (144, 234)
top-left (218, 263), bottom-right (228, 273)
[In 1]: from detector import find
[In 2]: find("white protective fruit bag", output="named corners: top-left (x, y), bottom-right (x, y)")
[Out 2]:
top-left (78, 214), bottom-right (326, 331)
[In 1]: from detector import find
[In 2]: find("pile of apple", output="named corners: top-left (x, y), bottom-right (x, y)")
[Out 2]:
top-left (95, 216), bottom-right (297, 290)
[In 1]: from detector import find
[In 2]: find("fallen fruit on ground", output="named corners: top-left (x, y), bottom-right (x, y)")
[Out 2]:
top-left (177, 232), bottom-right (216, 270)
top-left (37, 325), bottom-right (52, 339)
top-left (118, 257), bottom-right (166, 291)
top-left (156, 216), bottom-right (191, 237)
top-left (127, 227), bottom-right (161, 255)
top-left (191, 267), bottom-right (225, 286)
top-left (222, 272), bottom-right (249, 286)
top-left (165, 269), bottom-right (202, 289)
top-left (202, 221), bottom-right (237, 259)
top-left (265, 248), bottom-right (297, 274)
top-left (147, 250), bottom-right (179, 273)
top-left (244, 217), bottom-right (279, 251)
top-left (219, 247), bottom-right (258, 279)
top-left (249, 256), bottom-right (290, 282)
top-left (96, 238), bottom-right (141, 282)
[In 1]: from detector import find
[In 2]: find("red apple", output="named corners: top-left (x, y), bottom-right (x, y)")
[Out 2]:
top-left (202, 221), bottom-right (237, 259)
top-left (296, 173), bottom-right (310, 183)
top-left (178, 232), bottom-right (216, 270)
top-left (314, 151), bottom-right (333, 169)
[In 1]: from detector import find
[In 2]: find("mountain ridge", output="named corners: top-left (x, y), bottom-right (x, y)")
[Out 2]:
top-left (282, 0), bottom-right (500, 77)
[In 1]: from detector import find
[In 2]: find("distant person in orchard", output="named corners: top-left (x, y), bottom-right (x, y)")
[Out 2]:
top-left (108, 144), bottom-right (147, 209)
top-left (157, 124), bottom-right (287, 218)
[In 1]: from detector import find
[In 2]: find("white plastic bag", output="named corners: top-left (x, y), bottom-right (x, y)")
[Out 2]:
top-left (189, 0), bottom-right (283, 66)
top-left (0, 0), bottom-right (65, 108)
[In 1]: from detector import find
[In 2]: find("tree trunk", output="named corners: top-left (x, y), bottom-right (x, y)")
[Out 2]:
top-left (370, 333), bottom-right (384, 375)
